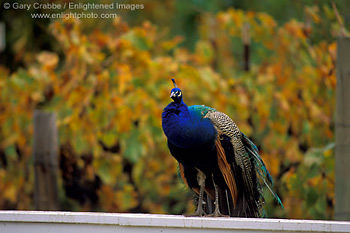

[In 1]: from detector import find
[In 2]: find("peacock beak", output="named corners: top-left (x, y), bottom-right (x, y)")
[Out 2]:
top-left (170, 92), bottom-right (176, 98)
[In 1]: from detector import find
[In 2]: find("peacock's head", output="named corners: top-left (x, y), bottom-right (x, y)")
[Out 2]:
top-left (170, 79), bottom-right (183, 103)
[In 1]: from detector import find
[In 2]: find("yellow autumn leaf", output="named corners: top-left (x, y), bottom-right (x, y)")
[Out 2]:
top-left (3, 184), bottom-right (17, 203)
top-left (36, 51), bottom-right (59, 70)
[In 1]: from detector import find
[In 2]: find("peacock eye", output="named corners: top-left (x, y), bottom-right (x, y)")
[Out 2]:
top-left (177, 91), bottom-right (182, 97)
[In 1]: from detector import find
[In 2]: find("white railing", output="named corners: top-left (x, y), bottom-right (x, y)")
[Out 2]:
top-left (0, 211), bottom-right (350, 232)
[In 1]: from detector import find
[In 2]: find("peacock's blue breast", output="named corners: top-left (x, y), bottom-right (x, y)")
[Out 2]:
top-left (162, 102), bottom-right (218, 149)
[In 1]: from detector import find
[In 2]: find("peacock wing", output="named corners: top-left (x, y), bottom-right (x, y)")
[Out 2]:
top-left (204, 111), bottom-right (261, 217)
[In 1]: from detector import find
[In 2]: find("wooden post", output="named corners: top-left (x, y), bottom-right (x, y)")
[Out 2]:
top-left (242, 23), bottom-right (250, 72)
top-left (33, 110), bottom-right (59, 210)
top-left (0, 22), bottom-right (5, 52)
top-left (335, 37), bottom-right (350, 220)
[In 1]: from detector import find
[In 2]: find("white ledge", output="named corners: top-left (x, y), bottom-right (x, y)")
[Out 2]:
top-left (0, 211), bottom-right (349, 232)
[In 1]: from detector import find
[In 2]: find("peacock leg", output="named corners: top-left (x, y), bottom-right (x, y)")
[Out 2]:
top-left (208, 175), bottom-right (229, 217)
top-left (185, 170), bottom-right (206, 217)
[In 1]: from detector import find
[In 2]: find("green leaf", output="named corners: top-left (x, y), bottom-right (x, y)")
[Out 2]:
top-left (101, 131), bottom-right (117, 148)
top-left (306, 188), bottom-right (318, 207)
top-left (98, 160), bottom-right (113, 184)
top-left (307, 164), bottom-right (319, 179)
top-left (5, 145), bottom-right (17, 159)
top-left (122, 31), bottom-right (149, 50)
top-left (74, 134), bottom-right (88, 154)
top-left (123, 129), bottom-right (143, 163)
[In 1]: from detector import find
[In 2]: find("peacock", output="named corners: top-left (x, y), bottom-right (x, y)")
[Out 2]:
top-left (162, 79), bottom-right (283, 217)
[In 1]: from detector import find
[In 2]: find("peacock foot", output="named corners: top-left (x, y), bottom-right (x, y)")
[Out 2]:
top-left (207, 210), bottom-right (229, 217)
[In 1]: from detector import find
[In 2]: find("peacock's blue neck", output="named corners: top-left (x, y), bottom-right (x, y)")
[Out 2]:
top-left (162, 102), bottom-right (217, 149)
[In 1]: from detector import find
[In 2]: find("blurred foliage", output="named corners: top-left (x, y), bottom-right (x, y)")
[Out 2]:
top-left (0, 1), bottom-right (342, 219)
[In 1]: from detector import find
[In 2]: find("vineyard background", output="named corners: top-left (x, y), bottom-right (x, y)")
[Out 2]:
top-left (0, 0), bottom-right (349, 219)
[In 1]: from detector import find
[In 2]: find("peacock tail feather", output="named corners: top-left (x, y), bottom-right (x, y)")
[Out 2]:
top-left (204, 110), bottom-right (283, 216)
